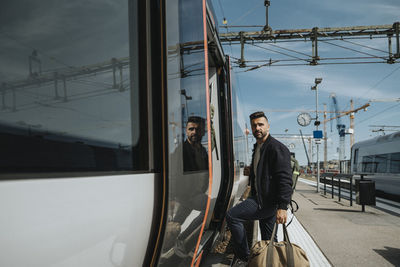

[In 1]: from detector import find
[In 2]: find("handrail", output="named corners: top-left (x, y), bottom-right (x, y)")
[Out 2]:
top-left (320, 173), bottom-right (353, 206)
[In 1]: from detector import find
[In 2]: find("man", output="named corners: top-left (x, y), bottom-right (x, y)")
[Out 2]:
top-left (183, 116), bottom-right (208, 172)
top-left (226, 111), bottom-right (293, 265)
top-left (290, 152), bottom-right (300, 192)
top-left (170, 116), bottom-right (208, 259)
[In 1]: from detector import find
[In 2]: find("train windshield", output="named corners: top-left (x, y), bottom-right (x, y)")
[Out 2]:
top-left (0, 1), bottom-right (141, 173)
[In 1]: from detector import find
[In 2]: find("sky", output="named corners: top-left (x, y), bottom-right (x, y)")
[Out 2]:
top-left (211, 0), bottom-right (400, 166)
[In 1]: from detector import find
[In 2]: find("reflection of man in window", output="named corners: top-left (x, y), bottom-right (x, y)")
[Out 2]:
top-left (183, 116), bottom-right (208, 172)
top-left (167, 116), bottom-right (208, 261)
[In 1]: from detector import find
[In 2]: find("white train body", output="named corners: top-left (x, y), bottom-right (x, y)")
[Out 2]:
top-left (0, 0), bottom-right (249, 266)
top-left (351, 131), bottom-right (400, 199)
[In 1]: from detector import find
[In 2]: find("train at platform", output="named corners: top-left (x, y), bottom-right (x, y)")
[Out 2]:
top-left (351, 131), bottom-right (400, 201)
top-left (0, 1), bottom-right (251, 266)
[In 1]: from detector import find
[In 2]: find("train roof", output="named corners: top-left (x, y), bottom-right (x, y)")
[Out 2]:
top-left (353, 131), bottom-right (400, 149)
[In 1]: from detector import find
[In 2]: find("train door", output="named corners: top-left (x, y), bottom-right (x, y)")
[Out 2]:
top-left (207, 59), bottom-right (235, 232)
top-left (204, 68), bottom-right (222, 228)
top-left (158, 0), bottom-right (211, 266)
top-left (155, 1), bottom-right (239, 265)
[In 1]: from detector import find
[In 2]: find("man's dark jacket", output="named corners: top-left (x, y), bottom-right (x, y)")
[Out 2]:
top-left (250, 134), bottom-right (293, 210)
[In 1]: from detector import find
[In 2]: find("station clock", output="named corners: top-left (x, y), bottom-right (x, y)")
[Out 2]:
top-left (297, 113), bottom-right (312, 127)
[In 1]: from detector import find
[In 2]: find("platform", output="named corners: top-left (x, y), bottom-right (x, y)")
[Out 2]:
top-left (201, 178), bottom-right (400, 267)
top-left (292, 179), bottom-right (400, 267)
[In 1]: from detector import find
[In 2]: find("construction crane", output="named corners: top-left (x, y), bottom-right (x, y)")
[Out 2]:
top-left (330, 93), bottom-right (347, 161)
top-left (321, 100), bottom-right (369, 168)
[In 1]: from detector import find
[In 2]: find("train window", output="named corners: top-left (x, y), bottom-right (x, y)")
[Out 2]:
top-left (353, 149), bottom-right (358, 164)
top-left (166, 0), bottom-right (209, 174)
top-left (362, 155), bottom-right (374, 173)
top-left (231, 77), bottom-right (249, 168)
top-left (389, 153), bottom-right (400, 173)
top-left (353, 149), bottom-right (358, 172)
top-left (375, 154), bottom-right (388, 173)
top-left (0, 1), bottom-right (143, 174)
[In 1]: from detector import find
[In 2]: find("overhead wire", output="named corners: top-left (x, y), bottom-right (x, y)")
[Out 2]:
top-left (72, 79), bottom-right (114, 87)
top-left (230, 5), bottom-right (260, 26)
top-left (216, 19), bottom-right (400, 154)
top-left (356, 103), bottom-right (400, 125)
top-left (1, 68), bottom-right (131, 114)
top-left (339, 38), bottom-right (389, 54)
top-left (230, 40), bottom-right (393, 68)
top-left (232, 56), bottom-right (380, 64)
top-left (221, 36), bottom-right (388, 45)
top-left (221, 36), bottom-right (391, 67)
top-left (320, 40), bottom-right (386, 60)
top-left (214, 6), bottom-right (400, 131)
top-left (214, 0), bottom-right (235, 56)
top-left (250, 43), bottom-right (310, 63)
top-left (265, 43), bottom-right (312, 58)
top-left (220, 25), bottom-right (265, 28)
top-left (228, 36), bottom-right (398, 69)
top-left (0, 31), bottom-right (76, 69)
top-left (0, 89), bottom-right (125, 115)
top-left (354, 64), bottom-right (400, 105)
top-left (231, 60), bottom-right (392, 71)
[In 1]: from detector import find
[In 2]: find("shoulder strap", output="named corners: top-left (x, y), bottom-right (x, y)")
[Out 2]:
top-left (266, 223), bottom-right (278, 267)
top-left (283, 224), bottom-right (295, 267)
top-left (266, 223), bottom-right (295, 267)
top-left (286, 200), bottom-right (299, 227)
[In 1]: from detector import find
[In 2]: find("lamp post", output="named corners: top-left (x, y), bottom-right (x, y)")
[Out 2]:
top-left (311, 78), bottom-right (322, 192)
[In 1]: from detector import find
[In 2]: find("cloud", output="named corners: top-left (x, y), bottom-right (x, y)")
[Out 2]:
top-left (369, 3), bottom-right (400, 18)
top-left (274, 111), bottom-right (298, 121)
top-left (307, 0), bottom-right (400, 24)
top-left (239, 65), bottom-right (399, 101)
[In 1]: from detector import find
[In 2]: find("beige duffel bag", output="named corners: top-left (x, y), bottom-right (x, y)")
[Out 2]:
top-left (248, 223), bottom-right (309, 267)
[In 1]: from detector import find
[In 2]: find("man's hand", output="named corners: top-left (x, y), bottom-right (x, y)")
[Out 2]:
top-left (276, 209), bottom-right (287, 224)
top-left (243, 166), bottom-right (251, 176)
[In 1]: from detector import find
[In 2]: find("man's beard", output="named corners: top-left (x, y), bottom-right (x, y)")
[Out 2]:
top-left (254, 131), bottom-right (266, 140)
top-left (189, 135), bottom-right (200, 144)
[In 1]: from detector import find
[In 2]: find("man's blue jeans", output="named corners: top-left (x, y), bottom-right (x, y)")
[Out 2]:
top-left (226, 196), bottom-right (277, 261)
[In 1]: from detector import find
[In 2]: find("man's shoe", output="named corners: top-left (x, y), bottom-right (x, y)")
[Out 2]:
top-left (231, 258), bottom-right (248, 267)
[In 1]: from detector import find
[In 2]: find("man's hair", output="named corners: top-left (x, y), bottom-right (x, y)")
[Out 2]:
top-left (249, 111), bottom-right (268, 122)
top-left (187, 116), bottom-right (205, 127)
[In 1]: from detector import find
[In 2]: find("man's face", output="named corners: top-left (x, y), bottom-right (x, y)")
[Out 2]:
top-left (186, 122), bottom-right (203, 144)
top-left (251, 117), bottom-right (270, 141)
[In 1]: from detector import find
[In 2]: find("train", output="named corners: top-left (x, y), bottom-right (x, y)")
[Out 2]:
top-left (0, 0), bottom-right (251, 266)
top-left (351, 131), bottom-right (400, 201)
